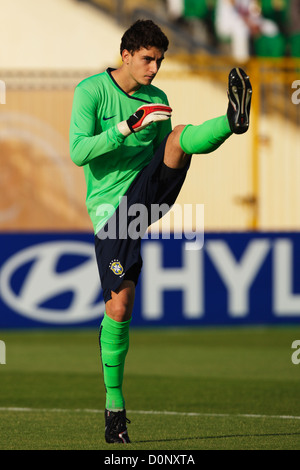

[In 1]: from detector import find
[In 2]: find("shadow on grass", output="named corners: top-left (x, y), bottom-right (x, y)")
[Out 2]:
top-left (135, 431), bottom-right (300, 444)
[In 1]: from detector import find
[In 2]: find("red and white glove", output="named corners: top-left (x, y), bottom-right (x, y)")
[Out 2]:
top-left (117, 103), bottom-right (172, 137)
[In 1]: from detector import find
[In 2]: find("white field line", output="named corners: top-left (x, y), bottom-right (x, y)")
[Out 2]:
top-left (0, 407), bottom-right (300, 421)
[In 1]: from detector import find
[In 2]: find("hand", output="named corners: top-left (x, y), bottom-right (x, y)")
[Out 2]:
top-left (117, 103), bottom-right (172, 137)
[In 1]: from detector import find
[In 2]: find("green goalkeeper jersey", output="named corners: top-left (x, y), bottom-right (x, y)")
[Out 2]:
top-left (69, 68), bottom-right (171, 234)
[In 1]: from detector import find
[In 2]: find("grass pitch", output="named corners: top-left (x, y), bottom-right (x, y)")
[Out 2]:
top-left (0, 326), bottom-right (300, 450)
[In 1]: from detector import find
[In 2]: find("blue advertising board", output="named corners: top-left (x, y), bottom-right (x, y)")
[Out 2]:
top-left (0, 232), bottom-right (300, 328)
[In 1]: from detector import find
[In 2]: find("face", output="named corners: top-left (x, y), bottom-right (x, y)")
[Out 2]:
top-left (122, 46), bottom-right (165, 88)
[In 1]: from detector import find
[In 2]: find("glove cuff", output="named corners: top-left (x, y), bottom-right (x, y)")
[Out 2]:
top-left (117, 120), bottom-right (132, 137)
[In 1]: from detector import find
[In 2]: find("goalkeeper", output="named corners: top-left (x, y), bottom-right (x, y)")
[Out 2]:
top-left (69, 19), bottom-right (252, 444)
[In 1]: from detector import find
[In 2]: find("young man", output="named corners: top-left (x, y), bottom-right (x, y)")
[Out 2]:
top-left (69, 19), bottom-right (252, 444)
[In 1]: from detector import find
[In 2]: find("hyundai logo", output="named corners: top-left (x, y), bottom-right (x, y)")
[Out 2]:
top-left (0, 241), bottom-right (104, 324)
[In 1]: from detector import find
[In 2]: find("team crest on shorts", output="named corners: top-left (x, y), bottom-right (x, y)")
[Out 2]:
top-left (109, 259), bottom-right (124, 276)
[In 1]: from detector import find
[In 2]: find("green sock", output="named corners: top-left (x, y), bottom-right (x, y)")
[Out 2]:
top-left (99, 313), bottom-right (131, 411)
top-left (179, 115), bottom-right (232, 155)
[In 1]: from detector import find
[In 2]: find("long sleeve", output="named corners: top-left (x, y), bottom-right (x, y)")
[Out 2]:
top-left (69, 86), bottom-right (126, 167)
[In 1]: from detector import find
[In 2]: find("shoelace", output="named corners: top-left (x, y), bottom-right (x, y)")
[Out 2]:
top-left (108, 412), bottom-right (131, 433)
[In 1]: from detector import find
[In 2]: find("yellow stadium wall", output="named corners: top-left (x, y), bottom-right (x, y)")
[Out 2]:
top-left (1, 58), bottom-right (299, 232)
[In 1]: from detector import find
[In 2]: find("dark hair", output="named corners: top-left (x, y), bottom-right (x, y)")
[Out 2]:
top-left (120, 19), bottom-right (169, 55)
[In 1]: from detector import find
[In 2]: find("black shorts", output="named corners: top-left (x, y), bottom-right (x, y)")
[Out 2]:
top-left (94, 134), bottom-right (191, 303)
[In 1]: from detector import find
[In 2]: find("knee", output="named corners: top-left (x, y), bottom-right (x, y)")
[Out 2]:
top-left (106, 283), bottom-right (135, 322)
top-left (167, 125), bottom-right (187, 153)
top-left (109, 300), bottom-right (131, 322)
top-left (164, 124), bottom-right (189, 169)
top-left (170, 125), bottom-right (186, 142)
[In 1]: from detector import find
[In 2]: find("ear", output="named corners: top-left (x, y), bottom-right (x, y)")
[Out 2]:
top-left (121, 49), bottom-right (131, 64)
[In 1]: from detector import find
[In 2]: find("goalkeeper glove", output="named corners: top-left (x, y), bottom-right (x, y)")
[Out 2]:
top-left (117, 103), bottom-right (172, 137)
